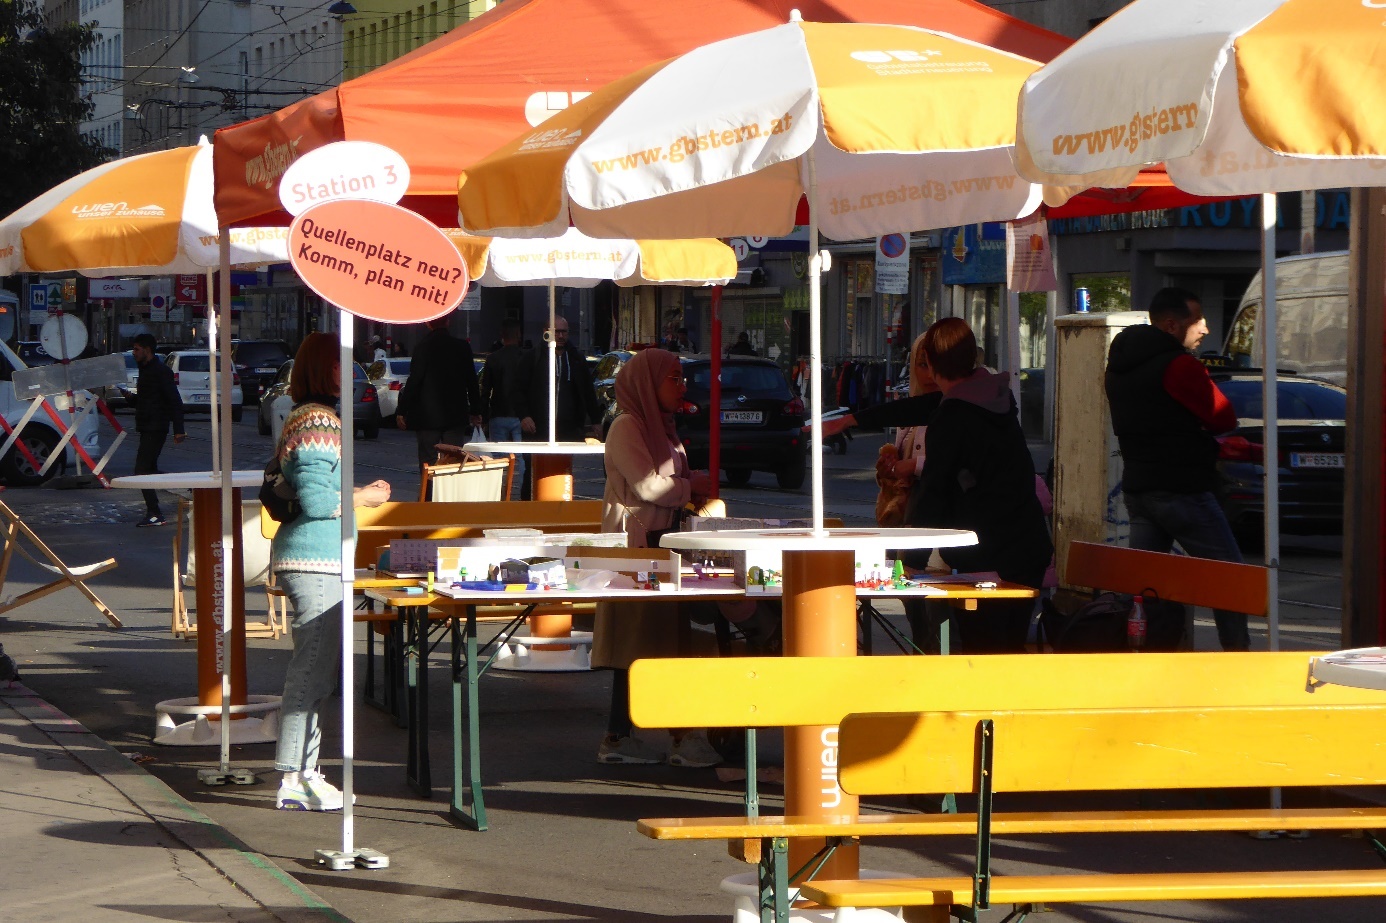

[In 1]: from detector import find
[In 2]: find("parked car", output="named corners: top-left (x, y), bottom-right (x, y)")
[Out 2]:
top-left (258, 359), bottom-right (381, 441)
top-left (676, 357), bottom-right (807, 490)
top-left (1212, 370), bottom-right (1345, 540)
top-left (367, 357), bottom-right (410, 419)
top-left (0, 349), bottom-right (102, 486)
top-left (163, 351), bottom-right (244, 422)
top-left (1223, 250), bottom-right (1347, 386)
top-left (592, 350), bottom-right (634, 435)
top-left (16, 341), bottom-right (57, 368)
top-left (231, 339), bottom-right (294, 405)
top-left (104, 350), bottom-right (141, 409)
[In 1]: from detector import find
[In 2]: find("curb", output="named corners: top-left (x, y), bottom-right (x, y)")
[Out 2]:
top-left (1, 683), bottom-right (350, 923)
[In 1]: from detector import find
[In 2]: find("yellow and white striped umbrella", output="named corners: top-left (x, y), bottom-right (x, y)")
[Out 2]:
top-left (458, 15), bottom-right (1044, 241)
top-left (458, 12), bottom-right (1046, 531)
top-left (445, 228), bottom-right (735, 288)
top-left (1014, 0), bottom-right (1386, 201)
top-left (0, 140), bottom-right (287, 277)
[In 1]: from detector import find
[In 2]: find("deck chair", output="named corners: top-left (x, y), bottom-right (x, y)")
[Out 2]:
top-left (172, 497), bottom-right (288, 640)
top-left (419, 447), bottom-right (514, 502)
top-left (0, 498), bottom-right (119, 627)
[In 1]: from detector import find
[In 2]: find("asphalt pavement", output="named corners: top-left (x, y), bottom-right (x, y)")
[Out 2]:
top-left (0, 412), bottom-right (1377, 923)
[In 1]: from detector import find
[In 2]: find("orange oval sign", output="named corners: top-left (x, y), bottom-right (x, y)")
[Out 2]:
top-left (288, 199), bottom-right (468, 323)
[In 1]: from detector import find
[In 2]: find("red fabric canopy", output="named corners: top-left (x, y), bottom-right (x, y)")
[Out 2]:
top-left (213, 0), bottom-right (1073, 228)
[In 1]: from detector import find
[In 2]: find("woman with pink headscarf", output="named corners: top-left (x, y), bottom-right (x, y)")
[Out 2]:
top-left (591, 348), bottom-right (719, 767)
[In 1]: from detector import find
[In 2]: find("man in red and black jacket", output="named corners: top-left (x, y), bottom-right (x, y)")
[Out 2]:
top-left (1105, 287), bottom-right (1248, 651)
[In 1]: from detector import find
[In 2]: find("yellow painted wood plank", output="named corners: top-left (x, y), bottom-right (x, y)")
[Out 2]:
top-left (628, 653), bottom-right (1383, 729)
top-left (1065, 540), bottom-right (1269, 614)
top-left (636, 807), bottom-right (1386, 840)
top-left (801, 869), bottom-right (1386, 907)
top-left (839, 706), bottom-right (1386, 795)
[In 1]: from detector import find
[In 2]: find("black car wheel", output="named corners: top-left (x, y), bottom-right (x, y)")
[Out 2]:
top-left (725, 468), bottom-right (752, 487)
top-left (361, 425), bottom-right (380, 439)
top-left (1, 427), bottom-right (60, 486)
top-left (230, 405), bottom-right (243, 424)
top-left (775, 458), bottom-right (806, 490)
top-left (256, 408), bottom-right (270, 435)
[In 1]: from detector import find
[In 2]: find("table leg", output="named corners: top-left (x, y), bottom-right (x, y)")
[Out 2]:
top-left (781, 549), bottom-right (858, 883)
top-left (529, 454), bottom-right (575, 648)
top-left (451, 604), bottom-right (488, 830)
top-left (192, 488), bottom-right (246, 709)
top-left (405, 603), bottom-right (432, 797)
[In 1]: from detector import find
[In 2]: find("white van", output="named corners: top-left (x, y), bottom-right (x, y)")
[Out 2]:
top-left (1222, 251), bottom-right (1348, 385)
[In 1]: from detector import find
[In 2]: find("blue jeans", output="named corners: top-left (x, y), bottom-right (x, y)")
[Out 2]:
top-left (274, 572), bottom-right (343, 773)
top-left (1123, 489), bottom-right (1250, 651)
top-left (489, 417), bottom-right (523, 443)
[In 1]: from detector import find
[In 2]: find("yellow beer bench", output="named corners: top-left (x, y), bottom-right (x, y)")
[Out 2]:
top-left (631, 653), bottom-right (1386, 921)
top-left (801, 702), bottom-right (1386, 921)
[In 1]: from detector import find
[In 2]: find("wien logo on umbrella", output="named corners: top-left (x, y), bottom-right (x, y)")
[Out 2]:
top-left (71, 202), bottom-right (167, 219)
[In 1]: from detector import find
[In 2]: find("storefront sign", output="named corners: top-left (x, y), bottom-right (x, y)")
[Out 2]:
top-left (874, 233), bottom-right (910, 295)
top-left (175, 275), bottom-right (205, 305)
top-left (288, 198), bottom-right (469, 324)
top-left (89, 278), bottom-right (140, 299)
top-left (941, 223), bottom-right (1007, 285)
top-left (1005, 214), bottom-right (1057, 293)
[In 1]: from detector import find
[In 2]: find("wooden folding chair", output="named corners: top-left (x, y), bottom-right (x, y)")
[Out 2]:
top-left (171, 497), bottom-right (288, 640)
top-left (0, 498), bottom-right (120, 627)
top-left (419, 446), bottom-right (514, 502)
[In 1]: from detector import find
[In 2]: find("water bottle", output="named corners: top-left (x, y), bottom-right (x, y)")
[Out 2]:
top-left (1127, 595), bottom-right (1147, 650)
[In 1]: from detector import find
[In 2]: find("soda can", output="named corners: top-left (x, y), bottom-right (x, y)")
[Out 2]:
top-left (1074, 287), bottom-right (1091, 313)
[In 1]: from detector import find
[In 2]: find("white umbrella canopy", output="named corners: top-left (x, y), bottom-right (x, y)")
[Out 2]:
top-left (1014, 0), bottom-right (1386, 202)
top-left (458, 13), bottom-right (1046, 529)
top-left (1011, 0), bottom-right (1386, 653)
top-left (0, 139), bottom-right (287, 276)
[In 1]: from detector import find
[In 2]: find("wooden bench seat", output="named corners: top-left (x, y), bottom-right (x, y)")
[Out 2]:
top-left (354, 499), bottom-right (603, 567)
top-left (631, 654), bottom-right (1386, 921)
top-left (797, 703), bottom-right (1386, 919)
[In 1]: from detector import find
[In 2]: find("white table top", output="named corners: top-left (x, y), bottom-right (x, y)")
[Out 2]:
top-left (369, 583), bottom-right (744, 606)
top-left (1310, 648), bottom-right (1386, 692)
top-left (660, 526), bottom-right (978, 553)
top-left (111, 471), bottom-right (261, 490)
top-left (465, 441), bottom-right (606, 456)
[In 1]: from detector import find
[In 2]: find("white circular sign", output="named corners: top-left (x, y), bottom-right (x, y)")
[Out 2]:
top-left (729, 238), bottom-right (751, 261)
top-left (39, 313), bottom-right (87, 361)
top-left (747, 235), bottom-right (770, 248)
top-left (278, 141), bottom-right (411, 217)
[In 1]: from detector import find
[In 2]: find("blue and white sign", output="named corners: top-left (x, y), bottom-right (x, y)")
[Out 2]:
top-left (875, 233), bottom-right (910, 295)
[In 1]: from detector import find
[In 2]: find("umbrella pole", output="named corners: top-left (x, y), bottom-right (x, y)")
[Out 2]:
top-left (807, 151), bottom-right (825, 534)
top-left (709, 285), bottom-right (722, 500)
top-left (207, 270), bottom-right (220, 477)
top-left (1261, 193), bottom-right (1280, 653)
top-left (315, 311), bottom-right (386, 871)
top-left (548, 282), bottom-right (558, 445)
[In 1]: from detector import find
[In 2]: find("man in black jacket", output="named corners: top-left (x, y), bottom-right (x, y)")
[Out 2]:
top-left (131, 334), bottom-right (185, 526)
top-left (396, 315), bottom-right (483, 471)
top-left (520, 316), bottom-right (601, 500)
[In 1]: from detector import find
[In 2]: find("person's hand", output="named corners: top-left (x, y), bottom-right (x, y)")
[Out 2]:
top-left (520, 416), bottom-right (536, 435)
top-left (353, 479), bottom-right (391, 508)
top-left (173, 433), bottom-right (187, 444)
top-left (688, 469), bottom-right (713, 500)
top-left (892, 457), bottom-right (916, 479)
top-left (469, 414), bottom-right (484, 427)
top-left (395, 414), bottom-right (407, 430)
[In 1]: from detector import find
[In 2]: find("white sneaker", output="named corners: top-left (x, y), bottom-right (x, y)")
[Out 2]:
top-left (669, 732), bottom-right (723, 768)
top-left (596, 734), bottom-right (665, 765)
top-left (277, 770), bottom-right (345, 811)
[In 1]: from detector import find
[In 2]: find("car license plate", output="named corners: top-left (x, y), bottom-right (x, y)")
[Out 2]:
top-left (1290, 452), bottom-right (1344, 468)
top-left (256, 367), bottom-right (278, 375)
top-left (721, 411), bottom-right (762, 424)
top-left (189, 393), bottom-right (210, 403)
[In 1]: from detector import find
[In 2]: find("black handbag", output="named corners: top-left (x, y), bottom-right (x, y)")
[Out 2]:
top-left (259, 448), bottom-right (300, 524)
top-left (1040, 588), bottom-right (1186, 653)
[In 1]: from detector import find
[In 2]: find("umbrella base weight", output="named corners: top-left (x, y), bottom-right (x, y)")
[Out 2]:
top-left (492, 631), bottom-right (593, 673)
top-left (153, 695), bottom-right (281, 746)
top-left (316, 847), bottom-right (390, 870)
top-left (197, 767), bottom-right (257, 786)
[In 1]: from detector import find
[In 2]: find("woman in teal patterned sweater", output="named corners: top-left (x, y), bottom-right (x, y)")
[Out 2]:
top-left (271, 333), bottom-right (391, 811)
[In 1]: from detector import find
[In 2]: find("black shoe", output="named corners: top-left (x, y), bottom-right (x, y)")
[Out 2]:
top-left (136, 515), bottom-right (166, 527)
